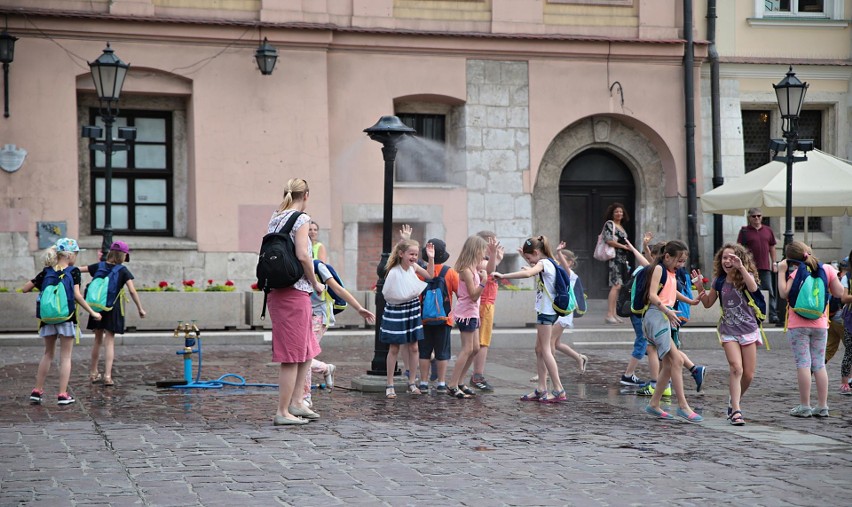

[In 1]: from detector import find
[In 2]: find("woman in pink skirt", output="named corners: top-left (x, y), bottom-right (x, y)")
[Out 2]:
top-left (266, 178), bottom-right (326, 426)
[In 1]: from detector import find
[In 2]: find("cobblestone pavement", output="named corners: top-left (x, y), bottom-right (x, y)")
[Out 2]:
top-left (1, 335), bottom-right (850, 506)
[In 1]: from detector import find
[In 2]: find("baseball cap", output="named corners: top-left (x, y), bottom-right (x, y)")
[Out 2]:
top-left (55, 238), bottom-right (80, 253)
top-left (110, 240), bottom-right (130, 260)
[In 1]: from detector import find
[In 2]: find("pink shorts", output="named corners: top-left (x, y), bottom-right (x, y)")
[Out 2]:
top-left (720, 329), bottom-right (762, 347)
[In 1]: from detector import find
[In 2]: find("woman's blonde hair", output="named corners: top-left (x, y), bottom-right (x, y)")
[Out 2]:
top-left (521, 235), bottom-right (554, 259)
top-left (277, 178), bottom-right (309, 212)
top-left (455, 235), bottom-right (488, 275)
top-left (385, 239), bottom-right (420, 272)
top-left (786, 240), bottom-right (818, 272)
top-left (712, 243), bottom-right (759, 291)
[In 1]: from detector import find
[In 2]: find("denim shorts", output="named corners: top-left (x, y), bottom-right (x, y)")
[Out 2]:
top-left (536, 313), bottom-right (558, 325)
top-left (456, 317), bottom-right (480, 332)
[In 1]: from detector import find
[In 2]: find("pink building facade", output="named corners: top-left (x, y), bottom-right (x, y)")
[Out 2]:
top-left (0, 1), bottom-right (705, 298)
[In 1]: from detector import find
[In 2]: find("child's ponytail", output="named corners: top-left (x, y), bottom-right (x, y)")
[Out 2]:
top-left (42, 247), bottom-right (57, 268)
top-left (786, 241), bottom-right (819, 272)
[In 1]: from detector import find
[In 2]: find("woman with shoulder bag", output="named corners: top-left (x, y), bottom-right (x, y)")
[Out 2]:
top-left (601, 202), bottom-right (631, 324)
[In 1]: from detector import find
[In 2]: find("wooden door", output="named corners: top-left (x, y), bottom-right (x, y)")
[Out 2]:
top-left (559, 149), bottom-right (635, 299)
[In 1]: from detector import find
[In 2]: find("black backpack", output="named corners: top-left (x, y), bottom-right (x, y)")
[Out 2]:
top-left (256, 211), bottom-right (304, 319)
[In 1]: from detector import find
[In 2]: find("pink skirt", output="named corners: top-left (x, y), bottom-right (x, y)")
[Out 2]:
top-left (268, 287), bottom-right (321, 363)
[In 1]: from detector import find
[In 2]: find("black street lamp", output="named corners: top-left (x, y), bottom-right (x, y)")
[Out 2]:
top-left (363, 116), bottom-right (415, 375)
top-left (0, 29), bottom-right (18, 118)
top-left (255, 37), bottom-right (278, 75)
top-left (82, 43), bottom-right (136, 260)
top-left (771, 66), bottom-right (813, 250)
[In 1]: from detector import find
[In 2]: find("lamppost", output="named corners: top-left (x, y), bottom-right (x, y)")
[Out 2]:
top-left (771, 66), bottom-right (813, 251)
top-left (363, 116), bottom-right (415, 375)
top-left (81, 43), bottom-right (136, 260)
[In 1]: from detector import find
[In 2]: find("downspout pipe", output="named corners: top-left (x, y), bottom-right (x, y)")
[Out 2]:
top-left (683, 0), bottom-right (700, 267)
top-left (707, 0), bottom-right (723, 254)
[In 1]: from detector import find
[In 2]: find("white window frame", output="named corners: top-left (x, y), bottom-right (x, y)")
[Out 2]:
top-left (754, 0), bottom-right (843, 19)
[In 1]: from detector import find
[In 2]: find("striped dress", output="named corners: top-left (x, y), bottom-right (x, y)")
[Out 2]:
top-left (380, 265), bottom-right (425, 345)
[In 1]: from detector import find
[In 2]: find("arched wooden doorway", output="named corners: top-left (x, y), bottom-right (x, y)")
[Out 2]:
top-left (559, 149), bottom-right (636, 299)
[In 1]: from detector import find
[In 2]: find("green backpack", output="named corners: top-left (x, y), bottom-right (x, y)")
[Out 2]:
top-left (37, 266), bottom-right (76, 324)
top-left (85, 262), bottom-right (125, 312)
top-left (787, 261), bottom-right (830, 321)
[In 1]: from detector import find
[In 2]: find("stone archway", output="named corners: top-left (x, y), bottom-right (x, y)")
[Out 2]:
top-left (533, 116), bottom-right (668, 245)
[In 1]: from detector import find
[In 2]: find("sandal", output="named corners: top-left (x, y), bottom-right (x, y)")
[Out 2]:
top-left (89, 372), bottom-right (102, 383)
top-left (385, 386), bottom-right (396, 399)
top-left (407, 383), bottom-right (421, 395)
top-left (447, 386), bottom-right (471, 399)
top-left (540, 389), bottom-right (566, 403)
top-left (520, 389), bottom-right (543, 401)
top-left (457, 385), bottom-right (476, 397)
top-left (729, 410), bottom-right (746, 426)
top-left (103, 377), bottom-right (115, 387)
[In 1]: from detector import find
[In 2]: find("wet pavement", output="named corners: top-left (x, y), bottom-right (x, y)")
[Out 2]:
top-left (1, 335), bottom-right (851, 506)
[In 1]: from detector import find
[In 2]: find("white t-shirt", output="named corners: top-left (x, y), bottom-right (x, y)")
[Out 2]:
top-left (535, 259), bottom-right (557, 315)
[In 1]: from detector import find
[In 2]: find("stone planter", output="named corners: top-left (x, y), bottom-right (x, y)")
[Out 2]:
top-left (125, 291), bottom-right (245, 331)
top-left (493, 290), bottom-right (537, 327)
top-left (0, 292), bottom-right (39, 332)
top-left (0, 291), bottom-right (246, 332)
top-left (245, 290), bottom-right (371, 329)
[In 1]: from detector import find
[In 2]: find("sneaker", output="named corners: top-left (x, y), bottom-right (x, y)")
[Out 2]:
top-left (840, 383), bottom-right (852, 396)
top-left (636, 385), bottom-right (654, 396)
top-left (324, 364), bottom-right (336, 389)
top-left (418, 382), bottom-right (429, 392)
top-left (57, 393), bottom-right (75, 405)
top-left (620, 374), bottom-right (645, 386)
top-left (436, 384), bottom-right (448, 393)
top-left (471, 375), bottom-right (494, 391)
top-left (789, 404), bottom-right (812, 418)
top-left (811, 406), bottom-right (830, 418)
top-left (29, 389), bottom-right (44, 404)
top-left (691, 366), bottom-right (706, 392)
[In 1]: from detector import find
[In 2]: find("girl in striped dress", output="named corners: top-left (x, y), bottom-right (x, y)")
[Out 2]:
top-left (381, 238), bottom-right (435, 398)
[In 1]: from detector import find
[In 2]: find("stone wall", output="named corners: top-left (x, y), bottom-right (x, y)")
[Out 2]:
top-left (464, 60), bottom-right (532, 264)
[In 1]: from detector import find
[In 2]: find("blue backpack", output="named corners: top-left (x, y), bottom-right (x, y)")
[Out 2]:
top-left (675, 268), bottom-right (693, 322)
top-left (629, 263), bottom-right (668, 316)
top-left (421, 265), bottom-right (451, 325)
top-left (787, 261), bottom-right (830, 320)
top-left (313, 260), bottom-right (347, 315)
top-left (36, 266), bottom-right (76, 324)
top-left (85, 262), bottom-right (126, 312)
top-left (539, 258), bottom-right (576, 316)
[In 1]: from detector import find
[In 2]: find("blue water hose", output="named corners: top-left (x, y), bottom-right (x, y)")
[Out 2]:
top-left (170, 337), bottom-right (278, 390)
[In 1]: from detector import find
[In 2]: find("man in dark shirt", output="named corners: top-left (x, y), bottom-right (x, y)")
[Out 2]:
top-left (736, 207), bottom-right (779, 323)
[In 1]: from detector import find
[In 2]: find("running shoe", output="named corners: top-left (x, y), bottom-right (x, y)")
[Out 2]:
top-left (811, 406), bottom-right (830, 418)
top-left (620, 374), bottom-right (645, 386)
top-left (789, 405), bottom-right (812, 418)
top-left (29, 389), bottom-right (44, 404)
top-left (636, 385), bottom-right (654, 396)
top-left (471, 375), bottom-right (494, 391)
top-left (57, 393), bottom-right (75, 406)
top-left (691, 365), bottom-right (706, 392)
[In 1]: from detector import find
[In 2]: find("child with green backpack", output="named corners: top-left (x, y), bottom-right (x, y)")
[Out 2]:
top-left (82, 241), bottom-right (146, 387)
top-left (21, 238), bottom-right (102, 405)
top-left (777, 241), bottom-right (851, 418)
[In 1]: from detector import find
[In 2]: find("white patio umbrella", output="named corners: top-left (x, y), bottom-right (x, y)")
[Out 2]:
top-left (700, 149), bottom-right (852, 239)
